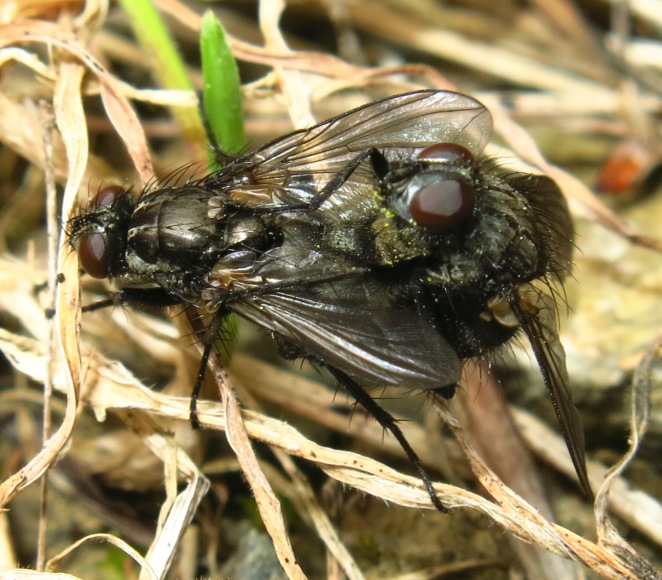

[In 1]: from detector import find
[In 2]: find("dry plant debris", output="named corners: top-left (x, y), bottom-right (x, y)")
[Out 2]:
top-left (0, 0), bottom-right (661, 578)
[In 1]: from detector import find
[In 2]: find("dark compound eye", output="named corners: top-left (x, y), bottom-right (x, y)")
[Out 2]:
top-left (408, 143), bottom-right (476, 233)
top-left (409, 179), bottom-right (475, 232)
top-left (78, 231), bottom-right (109, 279)
top-left (92, 184), bottom-right (125, 208)
top-left (76, 185), bottom-right (126, 279)
top-left (418, 142), bottom-right (474, 165)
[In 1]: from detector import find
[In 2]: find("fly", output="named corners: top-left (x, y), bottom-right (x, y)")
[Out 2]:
top-left (68, 90), bottom-right (592, 508)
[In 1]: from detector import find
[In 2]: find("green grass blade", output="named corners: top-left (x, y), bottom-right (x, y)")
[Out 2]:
top-left (118, 0), bottom-right (206, 153)
top-left (200, 10), bottom-right (245, 165)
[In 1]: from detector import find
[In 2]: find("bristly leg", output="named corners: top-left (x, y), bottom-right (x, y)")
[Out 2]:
top-left (81, 287), bottom-right (185, 313)
top-left (187, 310), bottom-right (226, 430)
top-left (78, 282), bottom-right (225, 431)
top-left (326, 366), bottom-right (447, 512)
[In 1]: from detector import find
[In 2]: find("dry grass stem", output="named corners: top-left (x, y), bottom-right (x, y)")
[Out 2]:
top-left (1, 0), bottom-right (662, 577)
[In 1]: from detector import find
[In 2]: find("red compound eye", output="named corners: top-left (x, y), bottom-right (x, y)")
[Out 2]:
top-left (78, 232), bottom-right (109, 279)
top-left (409, 179), bottom-right (475, 232)
top-left (92, 184), bottom-right (124, 208)
top-left (407, 143), bottom-right (476, 232)
top-left (418, 142), bottom-right (474, 165)
top-left (76, 185), bottom-right (126, 279)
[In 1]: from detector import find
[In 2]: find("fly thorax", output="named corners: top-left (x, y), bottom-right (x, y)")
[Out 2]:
top-left (472, 184), bottom-right (542, 284)
top-left (427, 181), bottom-right (542, 292)
top-left (126, 186), bottom-right (225, 274)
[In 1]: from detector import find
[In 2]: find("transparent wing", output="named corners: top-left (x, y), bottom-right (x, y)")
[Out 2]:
top-left (253, 90), bottom-right (491, 169)
top-left (207, 90), bottom-right (492, 208)
top-left (232, 290), bottom-right (462, 391)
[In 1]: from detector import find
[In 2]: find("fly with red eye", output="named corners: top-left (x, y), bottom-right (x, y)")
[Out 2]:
top-left (398, 143), bottom-right (477, 233)
top-left (76, 185), bottom-right (128, 280)
top-left (68, 90), bottom-right (592, 509)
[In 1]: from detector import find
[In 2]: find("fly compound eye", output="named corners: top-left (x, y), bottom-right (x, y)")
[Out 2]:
top-left (406, 143), bottom-right (476, 233)
top-left (418, 142), bottom-right (474, 165)
top-left (409, 179), bottom-right (475, 232)
top-left (78, 231), bottom-right (110, 279)
top-left (92, 184), bottom-right (124, 208)
top-left (75, 185), bottom-right (126, 279)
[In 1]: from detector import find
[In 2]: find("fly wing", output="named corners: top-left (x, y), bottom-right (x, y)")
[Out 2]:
top-left (232, 290), bottom-right (462, 391)
top-left (207, 91), bottom-right (492, 208)
top-left (509, 284), bottom-right (593, 499)
top-left (509, 173), bottom-right (574, 278)
top-left (254, 90), bottom-right (491, 167)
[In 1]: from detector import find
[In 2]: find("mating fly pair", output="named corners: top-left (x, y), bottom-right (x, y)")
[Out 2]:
top-left (68, 90), bottom-right (592, 508)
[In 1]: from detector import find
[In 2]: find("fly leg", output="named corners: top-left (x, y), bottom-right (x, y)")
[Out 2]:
top-left (303, 148), bottom-right (389, 211)
top-left (81, 287), bottom-right (184, 312)
top-left (80, 288), bottom-right (212, 428)
top-left (326, 366), bottom-right (447, 512)
top-left (187, 310), bottom-right (226, 430)
top-left (80, 284), bottom-right (228, 430)
top-left (78, 286), bottom-right (206, 427)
